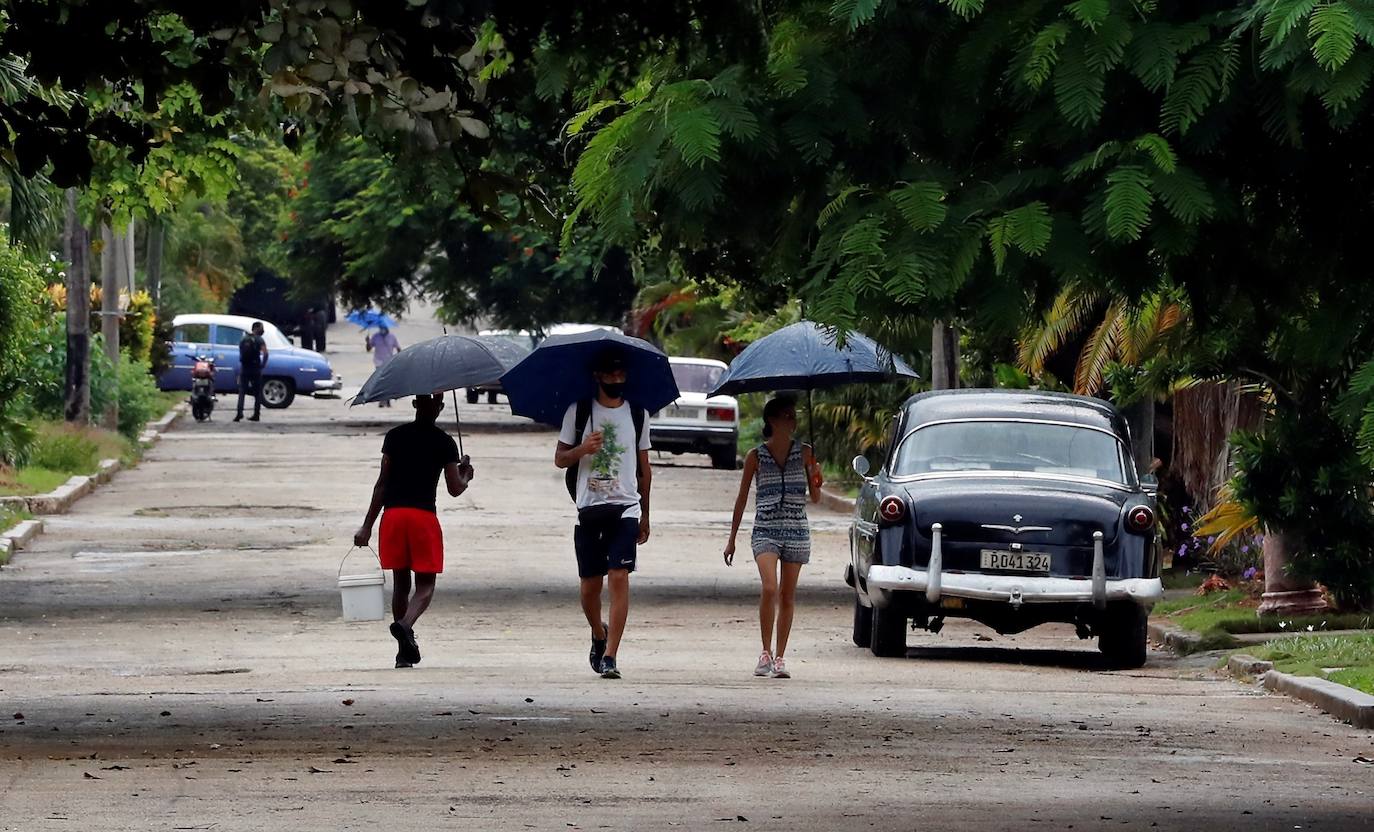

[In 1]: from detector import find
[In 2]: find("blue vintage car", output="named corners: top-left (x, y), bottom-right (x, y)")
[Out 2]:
top-left (158, 314), bottom-right (342, 408)
top-left (848, 389), bottom-right (1162, 668)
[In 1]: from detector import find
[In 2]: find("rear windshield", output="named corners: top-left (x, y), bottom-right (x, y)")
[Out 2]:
top-left (671, 363), bottom-right (725, 394)
top-left (892, 420), bottom-right (1126, 484)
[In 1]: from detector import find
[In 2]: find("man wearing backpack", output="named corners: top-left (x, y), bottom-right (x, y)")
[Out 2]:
top-left (235, 321), bottom-right (268, 423)
top-left (554, 349), bottom-right (652, 680)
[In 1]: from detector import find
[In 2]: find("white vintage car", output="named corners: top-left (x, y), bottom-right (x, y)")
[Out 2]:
top-left (649, 357), bottom-right (740, 469)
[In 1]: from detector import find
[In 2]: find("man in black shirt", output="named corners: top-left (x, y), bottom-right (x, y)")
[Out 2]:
top-left (354, 393), bottom-right (473, 667)
top-left (235, 321), bottom-right (268, 422)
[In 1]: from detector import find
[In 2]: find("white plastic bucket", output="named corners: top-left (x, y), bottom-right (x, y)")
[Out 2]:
top-left (338, 547), bottom-right (386, 622)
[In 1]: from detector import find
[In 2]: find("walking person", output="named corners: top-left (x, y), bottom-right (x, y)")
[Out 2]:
top-left (723, 396), bottom-right (823, 678)
top-left (234, 321), bottom-right (268, 423)
top-left (299, 307), bottom-right (317, 352)
top-left (554, 349), bottom-right (652, 680)
top-left (354, 393), bottom-right (473, 668)
top-left (365, 325), bottom-right (402, 407)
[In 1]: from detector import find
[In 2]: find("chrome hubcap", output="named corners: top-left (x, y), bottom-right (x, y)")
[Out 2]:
top-left (262, 380), bottom-right (289, 405)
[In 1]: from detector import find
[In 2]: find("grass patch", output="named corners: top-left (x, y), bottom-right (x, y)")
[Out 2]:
top-left (0, 421), bottom-right (138, 496)
top-left (0, 503), bottom-right (29, 565)
top-left (1249, 633), bottom-right (1374, 695)
top-left (1161, 570), bottom-right (1206, 591)
top-left (1155, 589), bottom-right (1372, 652)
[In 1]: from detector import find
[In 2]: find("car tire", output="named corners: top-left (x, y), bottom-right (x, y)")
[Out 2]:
top-left (261, 377), bottom-right (295, 409)
top-left (487, 390), bottom-right (498, 405)
top-left (710, 449), bottom-right (737, 470)
top-left (466, 388), bottom-right (479, 404)
top-left (1099, 604), bottom-right (1148, 669)
top-left (852, 594), bottom-right (873, 647)
top-left (869, 602), bottom-right (907, 658)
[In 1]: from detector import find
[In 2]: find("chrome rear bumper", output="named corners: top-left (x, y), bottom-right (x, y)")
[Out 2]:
top-left (866, 565), bottom-right (1162, 607)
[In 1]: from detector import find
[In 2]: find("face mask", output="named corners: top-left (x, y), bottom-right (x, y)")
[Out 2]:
top-left (599, 381), bottom-right (626, 399)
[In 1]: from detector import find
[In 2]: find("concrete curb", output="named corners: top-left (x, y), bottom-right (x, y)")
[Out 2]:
top-left (1227, 654), bottom-right (1274, 677)
top-left (1262, 669), bottom-right (1374, 729)
top-left (1, 518), bottom-right (43, 549)
top-left (95, 458), bottom-right (121, 485)
top-left (25, 476), bottom-right (92, 515)
top-left (818, 486), bottom-right (856, 514)
top-left (1148, 620), bottom-right (1204, 654)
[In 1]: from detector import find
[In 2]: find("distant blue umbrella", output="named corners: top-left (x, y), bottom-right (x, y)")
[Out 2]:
top-left (501, 330), bottom-right (680, 427)
top-left (709, 321), bottom-right (919, 396)
top-left (346, 309), bottom-right (399, 330)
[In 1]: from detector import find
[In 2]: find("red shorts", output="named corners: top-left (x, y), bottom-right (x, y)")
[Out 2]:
top-left (379, 508), bottom-right (444, 574)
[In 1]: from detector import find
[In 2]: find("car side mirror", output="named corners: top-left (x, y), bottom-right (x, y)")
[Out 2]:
top-left (852, 455), bottom-right (871, 478)
top-left (1140, 473), bottom-right (1159, 495)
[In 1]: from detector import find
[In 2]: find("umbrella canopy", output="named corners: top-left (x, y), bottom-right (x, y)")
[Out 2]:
top-left (709, 320), bottom-right (919, 396)
top-left (346, 309), bottom-right (399, 330)
top-left (352, 334), bottom-right (505, 405)
top-left (501, 329), bottom-right (680, 427)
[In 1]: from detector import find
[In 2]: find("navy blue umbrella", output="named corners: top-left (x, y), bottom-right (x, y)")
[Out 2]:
top-left (501, 329), bottom-right (680, 427)
top-left (709, 321), bottom-right (919, 396)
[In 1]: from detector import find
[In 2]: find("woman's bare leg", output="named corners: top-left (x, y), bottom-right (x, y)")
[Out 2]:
top-left (755, 553), bottom-right (780, 653)
top-left (775, 561), bottom-right (803, 659)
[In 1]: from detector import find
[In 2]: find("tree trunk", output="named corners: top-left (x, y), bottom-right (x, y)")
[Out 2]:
top-left (1122, 397), bottom-right (1155, 476)
top-left (1257, 527), bottom-right (1329, 616)
top-left (931, 320), bottom-right (959, 390)
top-left (63, 189), bottom-right (92, 425)
top-left (99, 218), bottom-right (120, 431)
top-left (146, 216), bottom-right (165, 312)
top-left (124, 219), bottom-right (136, 294)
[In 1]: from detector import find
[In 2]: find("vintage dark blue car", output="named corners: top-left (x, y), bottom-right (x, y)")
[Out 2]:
top-left (847, 389), bottom-right (1162, 668)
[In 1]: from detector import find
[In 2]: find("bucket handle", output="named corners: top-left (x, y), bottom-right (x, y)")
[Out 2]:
top-left (338, 545), bottom-right (383, 578)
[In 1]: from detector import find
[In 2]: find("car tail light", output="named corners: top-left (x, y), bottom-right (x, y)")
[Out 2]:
top-left (707, 407), bottom-right (735, 422)
top-left (879, 496), bottom-right (906, 525)
top-left (1126, 505), bottom-right (1155, 533)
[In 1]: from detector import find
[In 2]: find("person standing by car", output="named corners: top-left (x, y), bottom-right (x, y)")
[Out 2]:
top-left (313, 306), bottom-right (329, 352)
top-left (365, 325), bottom-right (402, 407)
top-left (234, 321), bottom-right (268, 423)
top-left (723, 395), bottom-right (822, 678)
top-left (555, 349), bottom-right (653, 680)
top-left (299, 307), bottom-right (317, 352)
top-left (354, 393), bottom-right (473, 668)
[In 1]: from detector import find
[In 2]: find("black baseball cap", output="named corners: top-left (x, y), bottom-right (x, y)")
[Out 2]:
top-left (592, 348), bottom-right (627, 373)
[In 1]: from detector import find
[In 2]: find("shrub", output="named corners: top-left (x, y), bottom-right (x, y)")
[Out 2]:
top-left (0, 231), bottom-right (48, 466)
top-left (0, 408), bottom-right (36, 468)
top-left (114, 352), bottom-right (164, 440)
top-left (121, 290), bottom-right (157, 365)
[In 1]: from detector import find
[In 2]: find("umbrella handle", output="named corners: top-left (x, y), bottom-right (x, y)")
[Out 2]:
top-left (451, 389), bottom-right (465, 458)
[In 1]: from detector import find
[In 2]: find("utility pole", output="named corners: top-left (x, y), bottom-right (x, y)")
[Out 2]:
top-left (99, 216), bottom-right (121, 431)
top-left (146, 216), bottom-right (165, 313)
top-left (63, 189), bottom-right (92, 425)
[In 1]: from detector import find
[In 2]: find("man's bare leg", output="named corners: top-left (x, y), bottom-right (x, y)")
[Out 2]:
top-left (392, 569), bottom-right (412, 621)
top-left (400, 572), bottom-right (436, 629)
top-left (580, 576), bottom-right (607, 639)
top-left (606, 568), bottom-right (630, 658)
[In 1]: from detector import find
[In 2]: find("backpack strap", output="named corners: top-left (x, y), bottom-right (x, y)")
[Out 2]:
top-left (565, 399), bottom-right (593, 501)
top-left (631, 405), bottom-right (646, 482)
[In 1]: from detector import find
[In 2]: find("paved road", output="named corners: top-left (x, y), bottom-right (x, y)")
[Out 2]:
top-left (1, 313), bottom-right (1371, 831)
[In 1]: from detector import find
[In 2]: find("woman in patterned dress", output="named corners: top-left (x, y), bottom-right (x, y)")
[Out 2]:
top-left (724, 396), bottom-right (823, 678)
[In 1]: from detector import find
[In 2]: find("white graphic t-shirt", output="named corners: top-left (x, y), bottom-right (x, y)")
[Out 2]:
top-left (559, 400), bottom-right (652, 520)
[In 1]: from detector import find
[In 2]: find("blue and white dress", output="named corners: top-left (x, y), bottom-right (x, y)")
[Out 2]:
top-left (750, 441), bottom-right (811, 564)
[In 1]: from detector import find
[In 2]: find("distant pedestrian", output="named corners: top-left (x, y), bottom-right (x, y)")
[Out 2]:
top-left (300, 307), bottom-right (317, 352)
top-left (354, 393), bottom-right (473, 668)
top-left (313, 307), bottom-right (329, 352)
top-left (554, 348), bottom-right (652, 680)
top-left (366, 325), bottom-right (402, 408)
top-left (234, 321), bottom-right (268, 423)
top-left (723, 395), bottom-right (822, 679)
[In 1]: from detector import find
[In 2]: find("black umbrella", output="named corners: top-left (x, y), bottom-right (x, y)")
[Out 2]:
top-left (708, 320), bottom-right (920, 457)
top-left (352, 333), bottom-right (506, 455)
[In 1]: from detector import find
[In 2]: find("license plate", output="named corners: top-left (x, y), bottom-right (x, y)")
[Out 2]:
top-left (667, 405), bottom-right (698, 419)
top-left (979, 549), bottom-right (1051, 573)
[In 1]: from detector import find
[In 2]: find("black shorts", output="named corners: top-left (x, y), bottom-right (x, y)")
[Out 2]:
top-left (574, 513), bottom-right (639, 578)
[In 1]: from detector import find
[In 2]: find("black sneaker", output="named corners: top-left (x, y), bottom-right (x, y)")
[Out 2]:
top-left (599, 656), bottom-right (621, 679)
top-left (390, 621), bottom-right (421, 665)
top-left (395, 652), bottom-right (413, 669)
top-left (233, 414), bottom-right (243, 422)
top-left (248, 415), bottom-right (261, 422)
top-left (589, 621), bottom-right (608, 674)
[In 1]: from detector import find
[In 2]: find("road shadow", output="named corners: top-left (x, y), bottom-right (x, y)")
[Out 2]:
top-left (902, 642), bottom-right (1120, 671)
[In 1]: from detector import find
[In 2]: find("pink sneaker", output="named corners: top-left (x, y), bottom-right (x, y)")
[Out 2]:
top-left (754, 650), bottom-right (773, 676)
top-left (772, 656), bottom-right (790, 679)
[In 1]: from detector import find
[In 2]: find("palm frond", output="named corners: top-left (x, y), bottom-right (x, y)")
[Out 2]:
top-left (1016, 283), bottom-right (1103, 374)
top-left (1074, 300), bottom-right (1124, 394)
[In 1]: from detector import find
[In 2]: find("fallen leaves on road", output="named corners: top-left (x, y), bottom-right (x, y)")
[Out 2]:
top-left (12, 712), bottom-right (23, 720)
top-left (341, 699), bottom-right (354, 706)
top-left (101, 765), bottom-right (130, 771)
top-left (307, 766), bottom-right (333, 774)
top-left (82, 772), bottom-right (100, 779)
top-left (1355, 756), bottom-right (1374, 765)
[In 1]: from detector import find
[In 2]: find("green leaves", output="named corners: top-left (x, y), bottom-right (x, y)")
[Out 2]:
top-left (1022, 22), bottom-right (1071, 89)
top-left (1102, 164), bottom-right (1154, 240)
top-left (1160, 40), bottom-right (1239, 134)
top-left (1311, 2), bottom-right (1359, 70)
top-left (889, 182), bottom-right (948, 231)
top-left (1054, 40), bottom-right (1106, 127)
top-left (1068, 0), bottom-right (1111, 31)
top-left (666, 103), bottom-right (722, 167)
top-left (831, 0), bottom-right (883, 30)
top-left (986, 202), bottom-right (1051, 272)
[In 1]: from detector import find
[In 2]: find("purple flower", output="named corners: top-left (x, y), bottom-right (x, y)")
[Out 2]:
top-left (1240, 545), bottom-right (1250, 554)
top-left (1182, 506), bottom-right (1192, 515)
top-left (1242, 567), bottom-right (1258, 580)
top-left (1207, 536), bottom-right (1216, 545)
top-left (1181, 523), bottom-right (1190, 531)
top-left (1177, 544), bottom-right (1188, 557)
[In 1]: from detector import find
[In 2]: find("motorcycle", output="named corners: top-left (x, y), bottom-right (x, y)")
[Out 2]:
top-left (189, 353), bottom-right (217, 421)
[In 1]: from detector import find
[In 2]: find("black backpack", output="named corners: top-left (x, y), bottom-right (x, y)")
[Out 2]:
top-left (565, 399), bottom-right (646, 501)
top-left (238, 334), bottom-right (259, 368)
